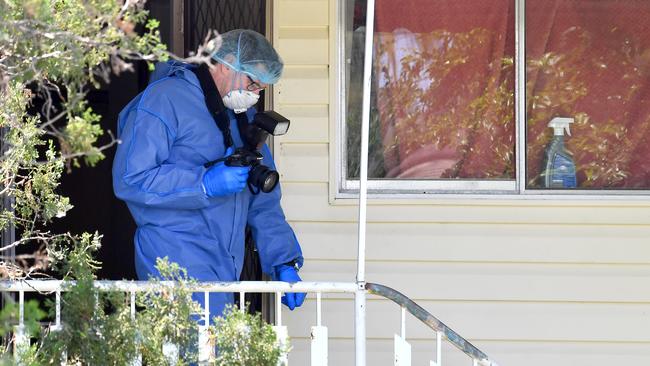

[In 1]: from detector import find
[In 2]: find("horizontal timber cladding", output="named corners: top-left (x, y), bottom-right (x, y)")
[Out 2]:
top-left (288, 337), bottom-right (650, 366)
top-left (273, 1), bottom-right (650, 365)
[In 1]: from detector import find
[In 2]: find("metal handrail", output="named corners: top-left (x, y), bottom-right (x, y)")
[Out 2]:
top-left (0, 280), bottom-right (358, 293)
top-left (366, 283), bottom-right (499, 366)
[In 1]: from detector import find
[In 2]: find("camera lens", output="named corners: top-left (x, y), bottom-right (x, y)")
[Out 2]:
top-left (262, 171), bottom-right (279, 192)
top-left (249, 165), bottom-right (279, 193)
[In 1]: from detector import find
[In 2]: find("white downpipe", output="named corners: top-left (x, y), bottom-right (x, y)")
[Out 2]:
top-left (356, 0), bottom-right (375, 364)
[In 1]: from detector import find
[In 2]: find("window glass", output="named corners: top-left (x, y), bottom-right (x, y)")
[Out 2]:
top-left (345, 0), bottom-right (516, 180)
top-left (526, 0), bottom-right (650, 189)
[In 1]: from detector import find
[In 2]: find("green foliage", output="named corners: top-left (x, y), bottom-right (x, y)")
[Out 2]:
top-left (135, 258), bottom-right (201, 365)
top-left (63, 105), bottom-right (104, 168)
top-left (0, 0), bottom-right (166, 275)
top-left (34, 233), bottom-right (137, 365)
top-left (21, 256), bottom-right (286, 365)
top-left (35, 256), bottom-right (202, 365)
top-left (0, 299), bottom-right (46, 338)
top-left (28, 251), bottom-right (200, 365)
top-left (212, 304), bottom-right (287, 366)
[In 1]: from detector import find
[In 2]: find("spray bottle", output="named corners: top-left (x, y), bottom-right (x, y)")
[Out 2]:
top-left (541, 117), bottom-right (577, 188)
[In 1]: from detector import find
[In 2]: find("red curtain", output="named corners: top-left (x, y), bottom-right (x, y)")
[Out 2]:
top-left (371, 0), bottom-right (650, 187)
top-left (373, 0), bottom-right (515, 179)
top-left (526, 0), bottom-right (650, 188)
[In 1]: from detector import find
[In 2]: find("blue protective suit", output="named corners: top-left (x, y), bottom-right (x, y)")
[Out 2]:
top-left (112, 61), bottom-right (303, 320)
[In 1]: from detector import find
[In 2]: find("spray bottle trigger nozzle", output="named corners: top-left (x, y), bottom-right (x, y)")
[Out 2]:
top-left (548, 117), bottom-right (574, 136)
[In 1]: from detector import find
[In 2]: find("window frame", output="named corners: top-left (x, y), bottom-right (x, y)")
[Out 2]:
top-left (336, 0), bottom-right (650, 199)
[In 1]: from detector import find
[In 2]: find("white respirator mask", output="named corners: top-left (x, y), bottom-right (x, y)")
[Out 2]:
top-left (222, 89), bottom-right (260, 114)
top-left (222, 70), bottom-right (261, 113)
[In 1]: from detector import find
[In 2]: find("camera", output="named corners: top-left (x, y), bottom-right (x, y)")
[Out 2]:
top-left (204, 110), bottom-right (290, 194)
top-left (224, 148), bottom-right (279, 194)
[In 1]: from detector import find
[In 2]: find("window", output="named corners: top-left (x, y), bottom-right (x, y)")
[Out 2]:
top-left (341, 0), bottom-right (650, 195)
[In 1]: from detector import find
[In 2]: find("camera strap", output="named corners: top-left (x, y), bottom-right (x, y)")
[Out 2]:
top-left (192, 63), bottom-right (234, 149)
top-left (235, 110), bottom-right (261, 151)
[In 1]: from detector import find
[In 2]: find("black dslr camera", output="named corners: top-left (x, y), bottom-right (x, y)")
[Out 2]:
top-left (206, 110), bottom-right (290, 194)
top-left (224, 148), bottom-right (278, 194)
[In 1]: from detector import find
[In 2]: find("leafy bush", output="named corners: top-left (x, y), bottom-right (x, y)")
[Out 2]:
top-left (213, 304), bottom-right (288, 366)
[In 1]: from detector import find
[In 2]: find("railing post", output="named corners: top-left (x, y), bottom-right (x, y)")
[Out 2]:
top-left (198, 291), bottom-right (212, 364)
top-left (51, 290), bottom-right (69, 364)
top-left (13, 290), bottom-right (28, 365)
top-left (129, 290), bottom-right (142, 366)
top-left (355, 288), bottom-right (366, 366)
top-left (401, 307), bottom-right (406, 339)
top-left (430, 331), bottom-right (442, 366)
top-left (311, 292), bottom-right (328, 366)
top-left (274, 291), bottom-right (289, 366)
top-left (54, 290), bottom-right (61, 331)
top-left (394, 306), bottom-right (411, 366)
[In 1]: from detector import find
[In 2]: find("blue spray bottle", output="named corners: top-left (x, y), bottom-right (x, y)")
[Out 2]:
top-left (541, 117), bottom-right (577, 188)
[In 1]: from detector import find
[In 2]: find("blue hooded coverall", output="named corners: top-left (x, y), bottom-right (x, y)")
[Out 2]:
top-left (112, 61), bottom-right (303, 320)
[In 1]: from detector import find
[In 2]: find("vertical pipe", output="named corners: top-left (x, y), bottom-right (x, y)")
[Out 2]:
top-left (355, 0), bottom-right (375, 364)
top-left (275, 292), bottom-right (282, 326)
top-left (356, 0), bottom-right (376, 287)
top-left (316, 292), bottom-right (322, 327)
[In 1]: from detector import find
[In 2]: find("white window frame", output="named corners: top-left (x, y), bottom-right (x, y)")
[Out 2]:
top-left (336, 0), bottom-right (650, 200)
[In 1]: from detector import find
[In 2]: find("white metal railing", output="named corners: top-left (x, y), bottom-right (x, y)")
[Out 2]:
top-left (0, 279), bottom-right (498, 366)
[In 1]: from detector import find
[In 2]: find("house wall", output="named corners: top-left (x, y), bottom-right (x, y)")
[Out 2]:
top-left (272, 1), bottom-right (650, 365)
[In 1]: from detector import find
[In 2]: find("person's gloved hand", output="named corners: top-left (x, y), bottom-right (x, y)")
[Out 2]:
top-left (274, 264), bottom-right (306, 311)
top-left (202, 147), bottom-right (250, 197)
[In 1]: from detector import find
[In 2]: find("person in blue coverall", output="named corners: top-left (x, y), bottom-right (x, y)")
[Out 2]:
top-left (112, 29), bottom-right (305, 321)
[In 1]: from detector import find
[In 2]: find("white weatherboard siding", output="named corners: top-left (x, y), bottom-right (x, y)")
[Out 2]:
top-left (272, 1), bottom-right (650, 365)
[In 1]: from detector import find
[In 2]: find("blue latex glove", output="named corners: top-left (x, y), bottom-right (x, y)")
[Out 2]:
top-left (274, 264), bottom-right (306, 310)
top-left (202, 147), bottom-right (250, 197)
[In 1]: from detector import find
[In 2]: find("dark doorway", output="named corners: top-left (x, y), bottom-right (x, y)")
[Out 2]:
top-left (183, 0), bottom-right (269, 315)
top-left (47, 0), bottom-right (270, 311)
